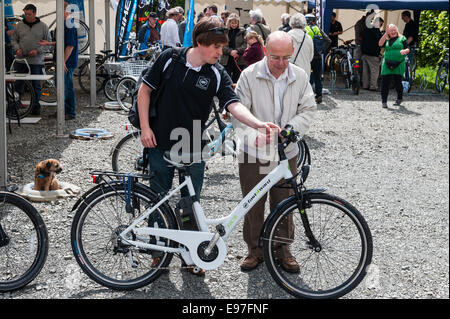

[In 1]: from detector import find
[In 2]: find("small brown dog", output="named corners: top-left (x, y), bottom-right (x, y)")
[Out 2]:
top-left (33, 159), bottom-right (63, 191)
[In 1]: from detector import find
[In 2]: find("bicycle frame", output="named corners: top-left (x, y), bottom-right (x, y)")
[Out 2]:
top-left (118, 157), bottom-right (294, 270)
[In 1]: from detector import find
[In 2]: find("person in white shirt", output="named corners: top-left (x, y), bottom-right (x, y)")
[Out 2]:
top-left (233, 31), bottom-right (316, 273)
top-left (288, 13), bottom-right (314, 78)
top-left (160, 8), bottom-right (181, 50)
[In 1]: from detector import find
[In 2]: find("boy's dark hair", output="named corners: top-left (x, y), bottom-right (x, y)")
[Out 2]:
top-left (193, 17), bottom-right (228, 48)
top-left (208, 5), bottom-right (218, 14)
top-left (401, 11), bottom-right (411, 18)
top-left (23, 4), bottom-right (37, 13)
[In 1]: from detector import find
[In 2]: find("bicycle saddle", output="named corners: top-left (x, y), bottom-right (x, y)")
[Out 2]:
top-left (100, 49), bottom-right (113, 55)
top-left (163, 151), bottom-right (206, 167)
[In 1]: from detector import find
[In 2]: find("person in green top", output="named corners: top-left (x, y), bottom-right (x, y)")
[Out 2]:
top-left (378, 24), bottom-right (410, 108)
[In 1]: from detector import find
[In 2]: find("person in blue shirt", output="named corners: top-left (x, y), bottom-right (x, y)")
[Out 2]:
top-left (38, 1), bottom-right (78, 120)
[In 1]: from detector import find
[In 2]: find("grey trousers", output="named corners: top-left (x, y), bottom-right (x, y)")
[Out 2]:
top-left (362, 55), bottom-right (381, 90)
top-left (238, 152), bottom-right (298, 259)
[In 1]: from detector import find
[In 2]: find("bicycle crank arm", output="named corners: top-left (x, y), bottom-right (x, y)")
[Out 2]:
top-left (130, 228), bottom-right (227, 270)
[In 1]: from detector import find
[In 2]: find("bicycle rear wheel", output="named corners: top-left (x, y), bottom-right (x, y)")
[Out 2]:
top-left (352, 73), bottom-right (360, 95)
top-left (263, 192), bottom-right (372, 299)
top-left (40, 63), bottom-right (57, 103)
top-left (0, 192), bottom-right (48, 292)
top-left (71, 183), bottom-right (178, 290)
top-left (111, 131), bottom-right (144, 173)
top-left (435, 63), bottom-right (448, 93)
top-left (77, 61), bottom-right (107, 94)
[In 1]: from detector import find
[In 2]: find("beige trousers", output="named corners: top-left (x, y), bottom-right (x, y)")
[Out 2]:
top-left (362, 55), bottom-right (381, 90)
top-left (238, 152), bottom-right (298, 259)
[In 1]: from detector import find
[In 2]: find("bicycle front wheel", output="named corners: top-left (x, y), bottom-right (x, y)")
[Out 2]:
top-left (8, 80), bottom-right (35, 120)
top-left (116, 77), bottom-right (137, 111)
top-left (71, 183), bottom-right (178, 290)
top-left (0, 192), bottom-right (48, 292)
top-left (103, 76), bottom-right (120, 101)
top-left (263, 192), bottom-right (373, 299)
top-left (111, 131), bottom-right (144, 173)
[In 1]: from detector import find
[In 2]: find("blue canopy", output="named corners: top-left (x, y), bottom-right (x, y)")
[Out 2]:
top-left (322, 0), bottom-right (449, 33)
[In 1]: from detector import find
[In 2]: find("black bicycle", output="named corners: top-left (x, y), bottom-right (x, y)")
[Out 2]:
top-left (435, 47), bottom-right (449, 93)
top-left (0, 190), bottom-right (49, 292)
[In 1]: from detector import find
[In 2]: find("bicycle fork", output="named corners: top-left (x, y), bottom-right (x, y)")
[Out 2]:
top-left (291, 182), bottom-right (322, 252)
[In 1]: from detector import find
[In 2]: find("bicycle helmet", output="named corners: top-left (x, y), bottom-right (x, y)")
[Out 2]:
top-left (305, 13), bottom-right (316, 25)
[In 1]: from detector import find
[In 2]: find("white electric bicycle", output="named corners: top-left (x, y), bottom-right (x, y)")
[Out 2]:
top-left (70, 126), bottom-right (373, 299)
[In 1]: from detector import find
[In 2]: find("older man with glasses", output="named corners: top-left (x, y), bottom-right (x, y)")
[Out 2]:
top-left (233, 31), bottom-right (316, 273)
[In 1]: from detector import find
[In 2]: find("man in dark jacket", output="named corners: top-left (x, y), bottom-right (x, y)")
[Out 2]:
top-left (137, 12), bottom-right (160, 50)
top-left (361, 17), bottom-right (383, 91)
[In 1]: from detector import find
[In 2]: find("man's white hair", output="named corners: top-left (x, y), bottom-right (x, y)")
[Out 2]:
top-left (289, 13), bottom-right (307, 29)
top-left (249, 8), bottom-right (263, 23)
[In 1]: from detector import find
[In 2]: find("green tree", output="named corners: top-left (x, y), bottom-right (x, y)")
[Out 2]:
top-left (418, 10), bottom-right (449, 67)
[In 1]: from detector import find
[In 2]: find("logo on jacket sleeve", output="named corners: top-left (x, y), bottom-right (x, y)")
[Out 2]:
top-left (196, 76), bottom-right (210, 91)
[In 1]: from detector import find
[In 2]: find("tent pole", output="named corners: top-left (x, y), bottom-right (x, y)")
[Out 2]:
top-left (0, 0), bottom-right (7, 189)
top-left (89, 0), bottom-right (96, 107)
top-left (105, 0), bottom-right (110, 51)
top-left (56, 0), bottom-right (65, 136)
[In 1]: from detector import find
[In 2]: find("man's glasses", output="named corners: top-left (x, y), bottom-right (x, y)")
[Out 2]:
top-left (269, 55), bottom-right (292, 62)
top-left (197, 27), bottom-right (229, 35)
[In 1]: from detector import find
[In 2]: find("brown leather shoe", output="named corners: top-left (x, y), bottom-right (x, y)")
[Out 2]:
top-left (240, 255), bottom-right (264, 271)
top-left (280, 256), bottom-right (300, 273)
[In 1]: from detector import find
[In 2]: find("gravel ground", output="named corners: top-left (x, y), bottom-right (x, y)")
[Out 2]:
top-left (1, 84), bottom-right (448, 300)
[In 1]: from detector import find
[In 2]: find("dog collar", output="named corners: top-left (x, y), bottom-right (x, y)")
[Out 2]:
top-left (37, 174), bottom-right (46, 178)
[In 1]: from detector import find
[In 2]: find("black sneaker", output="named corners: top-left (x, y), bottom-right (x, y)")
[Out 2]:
top-left (315, 96), bottom-right (322, 104)
top-left (393, 99), bottom-right (402, 106)
top-left (382, 103), bottom-right (388, 108)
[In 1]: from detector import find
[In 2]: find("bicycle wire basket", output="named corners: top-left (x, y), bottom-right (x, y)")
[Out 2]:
top-left (103, 61), bottom-right (123, 75)
top-left (121, 60), bottom-right (150, 77)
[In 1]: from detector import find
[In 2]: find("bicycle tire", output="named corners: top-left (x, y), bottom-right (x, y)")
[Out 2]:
top-left (77, 20), bottom-right (90, 54)
top-left (7, 80), bottom-right (35, 120)
top-left (0, 192), bottom-right (49, 292)
top-left (116, 77), bottom-right (137, 111)
top-left (111, 131), bottom-right (144, 173)
top-left (262, 192), bottom-right (373, 299)
top-left (435, 63), bottom-right (448, 93)
top-left (103, 76), bottom-right (120, 101)
top-left (71, 183), bottom-right (178, 290)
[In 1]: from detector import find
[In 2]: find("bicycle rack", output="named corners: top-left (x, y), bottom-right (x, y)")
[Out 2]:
top-left (419, 74), bottom-right (429, 91)
top-left (328, 70), bottom-right (337, 91)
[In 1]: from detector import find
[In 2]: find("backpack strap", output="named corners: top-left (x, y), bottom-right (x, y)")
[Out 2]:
top-left (293, 32), bottom-right (307, 64)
